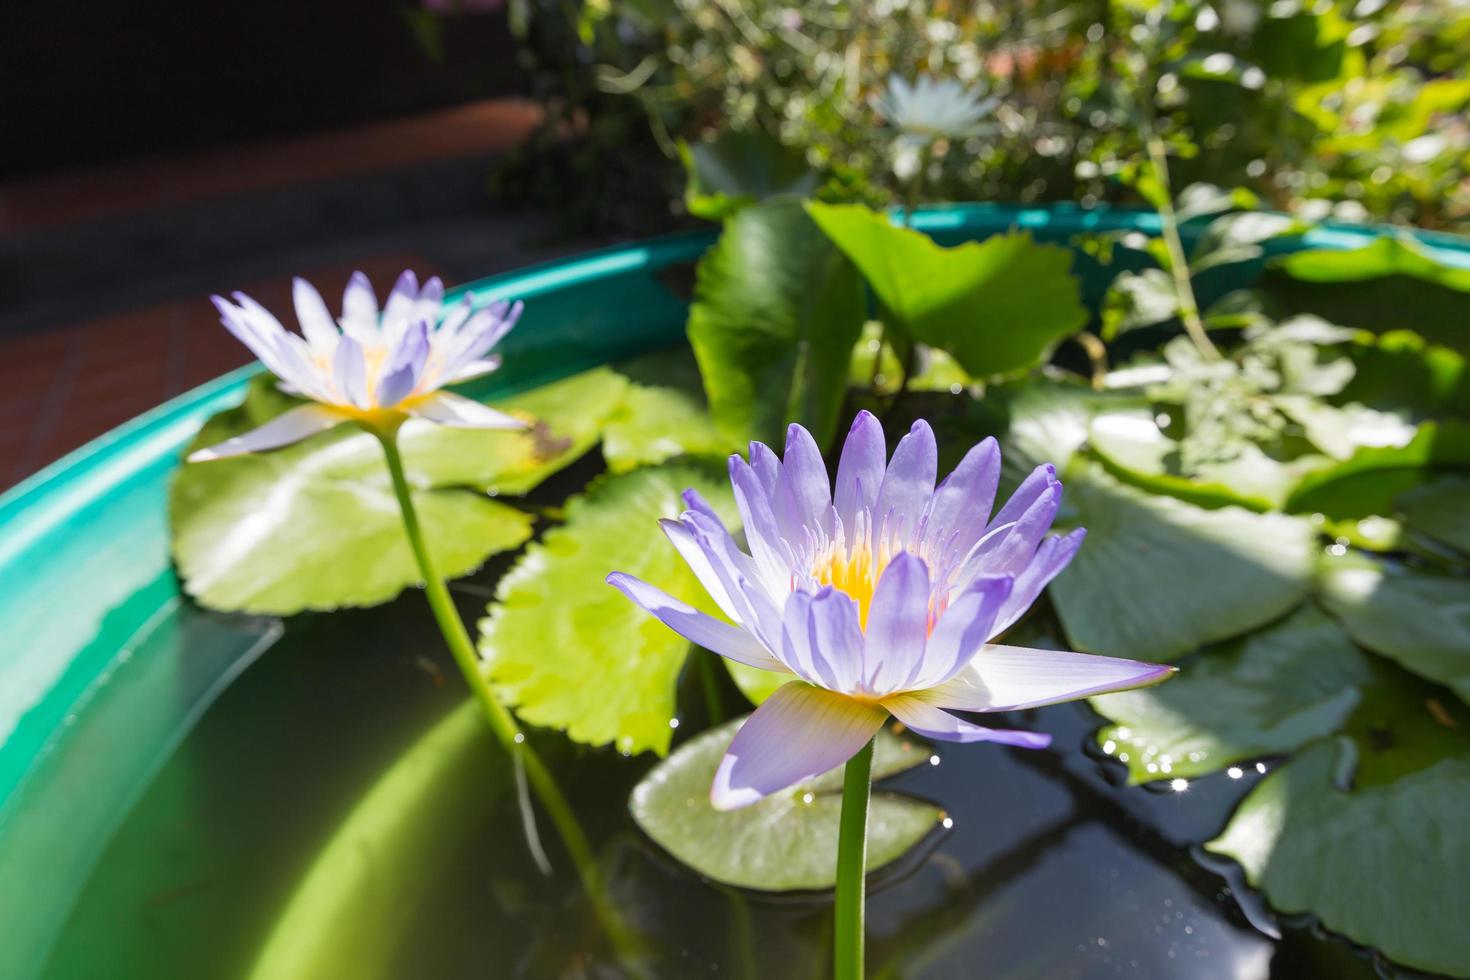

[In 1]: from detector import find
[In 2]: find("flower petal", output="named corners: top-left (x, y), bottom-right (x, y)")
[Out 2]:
top-left (924, 436), bottom-right (999, 557)
top-left (376, 320), bottom-right (431, 407)
top-left (444, 356), bottom-right (503, 384)
top-left (834, 410), bottom-right (885, 531)
top-left (711, 681), bottom-right (886, 810)
top-left (340, 271), bottom-right (381, 342)
top-left (406, 391), bottom-right (526, 430)
top-left (991, 528), bottom-right (1086, 636)
top-left (681, 509), bottom-right (786, 653)
top-left (773, 423), bottom-right (833, 542)
top-left (660, 517), bottom-right (740, 622)
top-left (782, 587), bottom-right (866, 690)
top-left (186, 404), bottom-right (342, 462)
top-left (728, 454), bottom-right (792, 588)
top-left (379, 269), bottom-right (420, 346)
top-left (874, 420), bottom-right (937, 544)
top-left (918, 573), bottom-right (1014, 687)
top-left (606, 573), bottom-right (787, 673)
top-left (334, 335), bottom-right (370, 409)
top-left (919, 643), bottom-right (1175, 712)
top-left (291, 277), bottom-right (341, 353)
top-left (882, 695), bottom-right (1051, 748)
top-left (863, 552), bottom-right (932, 693)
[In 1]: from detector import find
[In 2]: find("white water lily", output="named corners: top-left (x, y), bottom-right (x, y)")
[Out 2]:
top-left (875, 75), bottom-right (999, 146)
top-left (189, 270), bottom-right (525, 462)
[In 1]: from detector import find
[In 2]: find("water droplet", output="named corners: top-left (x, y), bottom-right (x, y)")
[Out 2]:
top-left (1170, 778), bottom-right (1189, 792)
top-left (801, 792), bottom-right (814, 805)
top-left (1227, 766), bottom-right (1244, 779)
top-left (928, 754), bottom-right (940, 766)
top-left (941, 817), bottom-right (954, 829)
top-left (1255, 762), bottom-right (1267, 774)
top-left (513, 733), bottom-right (525, 744)
top-left (668, 718), bottom-right (680, 729)
top-left (1102, 739), bottom-right (1117, 754)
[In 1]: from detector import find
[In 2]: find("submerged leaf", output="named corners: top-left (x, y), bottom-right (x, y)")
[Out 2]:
top-left (629, 716), bottom-right (940, 890)
top-left (807, 202), bottom-right (1087, 378)
top-left (1049, 464), bottom-right (1317, 661)
top-left (688, 198), bottom-right (867, 449)
top-left (479, 465), bottom-right (740, 757)
top-left (1092, 606), bottom-right (1374, 783)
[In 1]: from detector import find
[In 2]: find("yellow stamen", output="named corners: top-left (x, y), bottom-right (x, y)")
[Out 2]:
top-left (813, 542), bottom-right (888, 630)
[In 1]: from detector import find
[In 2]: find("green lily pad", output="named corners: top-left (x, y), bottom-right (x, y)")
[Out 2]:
top-left (479, 464), bottom-right (741, 756)
top-left (1318, 552), bottom-right (1470, 704)
top-left (807, 202), bottom-right (1088, 378)
top-left (680, 129), bottom-right (821, 221)
top-left (1207, 673), bottom-right (1470, 977)
top-left (1087, 407), bottom-right (1328, 510)
top-left (1285, 418), bottom-right (1470, 518)
top-left (629, 716), bottom-right (940, 891)
top-left (1049, 463), bottom-right (1317, 661)
top-left (601, 381), bottom-right (730, 474)
top-left (1397, 476), bottom-right (1470, 556)
top-left (688, 198), bottom-right (867, 449)
top-left (1091, 606), bottom-right (1374, 784)
top-left (171, 376), bottom-right (538, 615)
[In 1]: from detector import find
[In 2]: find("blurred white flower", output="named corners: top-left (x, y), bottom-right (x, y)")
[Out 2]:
top-left (874, 75), bottom-right (998, 147)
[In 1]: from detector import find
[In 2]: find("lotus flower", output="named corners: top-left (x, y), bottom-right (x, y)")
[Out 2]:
top-left (189, 270), bottom-right (524, 462)
top-left (609, 412), bottom-right (1173, 810)
top-left (874, 75), bottom-right (999, 146)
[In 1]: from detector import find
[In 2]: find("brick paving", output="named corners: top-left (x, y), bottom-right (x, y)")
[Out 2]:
top-left (0, 97), bottom-right (564, 490)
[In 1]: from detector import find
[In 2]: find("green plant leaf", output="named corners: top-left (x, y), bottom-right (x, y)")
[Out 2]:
top-left (688, 198), bottom-right (867, 449)
top-left (1285, 418), bottom-right (1470, 518)
top-left (629, 715), bottom-right (940, 890)
top-left (1318, 552), bottom-right (1470, 704)
top-left (680, 129), bottom-right (821, 221)
top-left (1100, 269), bottom-right (1178, 341)
top-left (1091, 606), bottom-right (1374, 784)
top-left (1049, 463), bottom-right (1317, 661)
top-left (1206, 674), bottom-right (1470, 978)
top-left (807, 202), bottom-right (1088, 378)
top-left (1397, 476), bottom-right (1470, 555)
top-left (479, 464), bottom-right (741, 756)
top-left (171, 376), bottom-right (541, 615)
top-left (602, 382), bottom-right (730, 473)
top-left (1338, 330), bottom-right (1470, 420)
top-left (1087, 408), bottom-right (1329, 510)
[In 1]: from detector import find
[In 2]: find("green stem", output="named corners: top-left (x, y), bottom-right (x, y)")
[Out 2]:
top-left (372, 424), bottom-right (642, 967)
top-left (1145, 133), bottom-right (1221, 361)
top-left (834, 737), bottom-right (875, 980)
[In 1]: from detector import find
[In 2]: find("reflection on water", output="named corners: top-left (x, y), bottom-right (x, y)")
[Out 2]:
top-left (42, 571), bottom-right (1383, 980)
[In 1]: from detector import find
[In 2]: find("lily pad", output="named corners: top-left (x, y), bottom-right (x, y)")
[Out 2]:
top-left (1049, 463), bottom-right (1317, 661)
top-left (1091, 606), bottom-right (1374, 784)
top-left (1397, 476), bottom-right (1470, 556)
top-left (601, 381), bottom-right (730, 474)
top-left (1318, 553), bottom-right (1470, 704)
top-left (688, 198), bottom-right (867, 449)
top-left (807, 202), bottom-right (1088, 378)
top-left (172, 376), bottom-right (538, 614)
top-left (1285, 418), bottom-right (1470, 518)
top-left (629, 716), bottom-right (941, 891)
top-left (1207, 673), bottom-right (1470, 977)
top-left (479, 464), bottom-right (741, 756)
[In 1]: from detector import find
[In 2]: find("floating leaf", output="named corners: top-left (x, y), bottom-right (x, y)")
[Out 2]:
top-left (688, 198), bottom-right (867, 449)
top-left (807, 202), bottom-right (1088, 378)
top-left (1397, 476), bottom-right (1470, 556)
top-left (1049, 463), bottom-right (1317, 661)
top-left (629, 716), bottom-right (940, 890)
top-left (1318, 552), bottom-right (1470, 704)
top-left (1285, 418), bottom-right (1470, 518)
top-left (680, 129), bottom-right (821, 221)
top-left (1207, 673), bottom-right (1470, 977)
top-left (480, 465), bottom-right (740, 756)
top-left (171, 376), bottom-right (537, 615)
top-left (602, 382), bottom-right (730, 473)
top-left (1088, 407), bottom-right (1327, 510)
top-left (1092, 606), bottom-right (1374, 784)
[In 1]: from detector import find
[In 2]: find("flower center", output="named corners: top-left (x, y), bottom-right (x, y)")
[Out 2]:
top-left (812, 542), bottom-right (889, 630)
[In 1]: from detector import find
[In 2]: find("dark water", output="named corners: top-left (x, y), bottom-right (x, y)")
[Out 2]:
top-left (40, 568), bottom-right (1392, 979)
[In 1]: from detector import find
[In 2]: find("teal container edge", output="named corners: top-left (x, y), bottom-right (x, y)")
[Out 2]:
top-left (1, 203), bottom-right (1467, 979)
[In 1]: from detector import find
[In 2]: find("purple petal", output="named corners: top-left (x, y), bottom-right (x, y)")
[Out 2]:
top-left (919, 573), bottom-right (1014, 688)
top-left (406, 391), bottom-right (525, 429)
top-left (874, 420), bottom-right (937, 545)
top-left (991, 528), bottom-right (1086, 635)
top-left (291, 277), bottom-right (341, 352)
top-left (681, 510), bottom-right (786, 652)
top-left (924, 436), bottom-right (999, 557)
top-left (921, 643), bottom-right (1175, 713)
top-left (376, 320), bottom-right (431, 407)
top-left (862, 552), bottom-right (932, 693)
top-left (773, 424), bottom-right (833, 542)
top-left (834, 410), bottom-right (885, 530)
top-left (660, 517), bottom-right (740, 622)
top-left (782, 587), bottom-right (866, 691)
top-left (340, 271), bottom-right (381, 341)
top-left (445, 355), bottom-right (503, 384)
top-left (606, 573), bottom-right (787, 672)
top-left (711, 682), bottom-right (886, 810)
top-left (379, 270), bottom-right (421, 346)
top-left (882, 695), bottom-right (1052, 748)
top-left (333, 335), bottom-right (370, 408)
top-left (748, 440), bottom-right (780, 497)
top-left (989, 463), bottom-right (1057, 533)
top-left (728, 454), bottom-right (791, 582)
top-left (186, 404), bottom-right (341, 462)
top-left (413, 276), bottom-right (446, 326)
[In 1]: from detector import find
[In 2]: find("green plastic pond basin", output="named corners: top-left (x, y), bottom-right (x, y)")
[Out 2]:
top-left (2, 203), bottom-right (1468, 978)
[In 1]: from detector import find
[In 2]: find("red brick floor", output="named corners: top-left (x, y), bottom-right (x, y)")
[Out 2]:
top-left (0, 96), bottom-right (545, 490)
top-left (0, 256), bottom-right (441, 486)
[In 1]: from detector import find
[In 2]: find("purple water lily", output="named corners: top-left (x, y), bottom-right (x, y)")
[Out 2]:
top-left (609, 411), bottom-right (1173, 810)
top-left (189, 270), bottom-right (524, 462)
